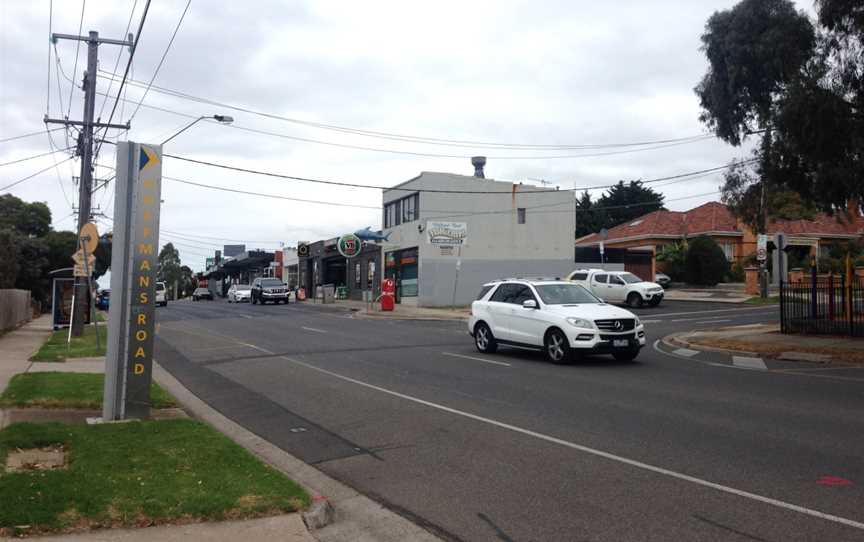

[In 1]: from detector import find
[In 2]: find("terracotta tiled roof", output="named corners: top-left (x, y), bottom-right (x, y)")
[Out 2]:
top-left (576, 201), bottom-right (863, 245)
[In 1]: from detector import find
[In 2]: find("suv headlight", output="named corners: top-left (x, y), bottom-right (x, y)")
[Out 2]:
top-left (566, 317), bottom-right (594, 328)
top-left (635, 316), bottom-right (642, 327)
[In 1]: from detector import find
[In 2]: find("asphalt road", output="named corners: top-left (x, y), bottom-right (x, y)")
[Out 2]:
top-left (154, 298), bottom-right (864, 542)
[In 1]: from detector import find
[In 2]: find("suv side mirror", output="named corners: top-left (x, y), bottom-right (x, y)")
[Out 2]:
top-left (522, 299), bottom-right (538, 309)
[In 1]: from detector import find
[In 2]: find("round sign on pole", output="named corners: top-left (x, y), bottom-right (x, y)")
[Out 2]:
top-left (337, 234), bottom-right (362, 258)
top-left (79, 222), bottom-right (99, 254)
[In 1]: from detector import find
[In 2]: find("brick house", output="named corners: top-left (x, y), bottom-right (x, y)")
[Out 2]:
top-left (575, 201), bottom-right (864, 278)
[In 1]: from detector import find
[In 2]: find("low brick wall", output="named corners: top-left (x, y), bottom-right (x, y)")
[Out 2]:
top-left (0, 289), bottom-right (32, 332)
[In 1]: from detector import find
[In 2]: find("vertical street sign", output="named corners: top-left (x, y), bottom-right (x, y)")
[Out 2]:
top-left (103, 142), bottom-right (162, 421)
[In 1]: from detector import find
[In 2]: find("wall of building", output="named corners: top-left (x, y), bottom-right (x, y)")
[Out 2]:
top-left (383, 172), bottom-right (575, 306)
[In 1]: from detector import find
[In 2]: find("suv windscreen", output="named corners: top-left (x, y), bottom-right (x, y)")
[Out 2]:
top-left (261, 279), bottom-right (283, 287)
top-left (156, 283), bottom-right (166, 291)
top-left (535, 284), bottom-right (600, 305)
top-left (620, 273), bottom-right (642, 284)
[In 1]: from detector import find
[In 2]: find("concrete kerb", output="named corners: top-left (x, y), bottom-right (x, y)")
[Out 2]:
top-left (664, 333), bottom-right (759, 358)
top-left (151, 362), bottom-right (442, 542)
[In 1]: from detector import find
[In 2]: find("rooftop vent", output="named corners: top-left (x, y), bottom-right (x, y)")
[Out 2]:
top-left (471, 156), bottom-right (486, 178)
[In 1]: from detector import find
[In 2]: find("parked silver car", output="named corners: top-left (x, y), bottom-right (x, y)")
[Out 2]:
top-left (228, 284), bottom-right (252, 303)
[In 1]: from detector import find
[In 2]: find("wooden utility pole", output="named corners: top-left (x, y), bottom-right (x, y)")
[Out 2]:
top-left (45, 31), bottom-right (132, 336)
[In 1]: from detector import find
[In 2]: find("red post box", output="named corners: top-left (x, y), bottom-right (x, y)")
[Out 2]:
top-left (381, 278), bottom-right (395, 311)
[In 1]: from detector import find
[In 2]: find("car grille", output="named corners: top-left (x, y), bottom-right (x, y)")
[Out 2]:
top-left (594, 318), bottom-right (635, 332)
top-left (266, 289), bottom-right (285, 293)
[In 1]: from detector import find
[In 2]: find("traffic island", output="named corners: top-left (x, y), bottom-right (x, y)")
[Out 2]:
top-left (0, 419), bottom-right (310, 538)
top-left (667, 324), bottom-right (864, 366)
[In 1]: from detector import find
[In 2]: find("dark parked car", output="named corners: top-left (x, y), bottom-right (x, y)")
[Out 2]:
top-left (96, 289), bottom-right (110, 310)
top-left (192, 287), bottom-right (213, 301)
top-left (251, 277), bottom-right (290, 304)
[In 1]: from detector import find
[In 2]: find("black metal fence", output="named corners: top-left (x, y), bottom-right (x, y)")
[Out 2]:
top-left (780, 274), bottom-right (864, 337)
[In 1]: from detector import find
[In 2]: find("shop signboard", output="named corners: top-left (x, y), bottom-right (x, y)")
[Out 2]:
top-left (337, 233), bottom-right (362, 258)
top-left (427, 221), bottom-right (467, 246)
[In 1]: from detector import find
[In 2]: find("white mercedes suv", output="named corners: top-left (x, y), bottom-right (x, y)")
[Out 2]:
top-left (468, 279), bottom-right (646, 363)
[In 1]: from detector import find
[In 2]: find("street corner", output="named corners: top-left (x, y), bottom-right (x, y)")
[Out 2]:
top-left (657, 331), bottom-right (864, 376)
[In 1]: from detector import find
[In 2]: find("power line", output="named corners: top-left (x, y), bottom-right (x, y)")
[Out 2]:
top-left (127, 0), bottom-right (191, 122)
top-left (162, 150), bottom-right (755, 195)
top-left (95, 70), bottom-right (721, 151)
top-left (0, 147), bottom-right (74, 168)
top-left (93, 0), bottom-right (151, 163)
top-left (45, 128), bottom-right (74, 210)
top-left (0, 157), bottom-right (74, 192)
top-left (0, 128), bottom-right (64, 144)
top-left (96, 0), bottom-right (139, 122)
top-left (66, 0), bottom-right (87, 118)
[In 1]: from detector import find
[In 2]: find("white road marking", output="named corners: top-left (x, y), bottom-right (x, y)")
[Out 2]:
top-left (649, 306), bottom-right (777, 318)
top-left (301, 326), bottom-right (327, 333)
top-left (691, 319), bottom-right (733, 324)
top-left (640, 319), bottom-right (662, 324)
top-left (238, 314), bottom-right (253, 319)
top-left (240, 343), bottom-right (275, 354)
top-left (277, 353), bottom-right (864, 532)
top-left (673, 348), bottom-right (700, 357)
top-left (442, 352), bottom-right (511, 367)
top-left (732, 356), bottom-right (768, 370)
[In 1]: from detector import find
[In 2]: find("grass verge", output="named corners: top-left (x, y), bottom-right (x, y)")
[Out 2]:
top-left (0, 419), bottom-right (309, 537)
top-left (30, 325), bottom-right (107, 362)
top-left (0, 373), bottom-right (176, 410)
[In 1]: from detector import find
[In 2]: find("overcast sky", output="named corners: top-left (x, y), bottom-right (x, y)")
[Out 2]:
top-left (3, 0), bottom-right (810, 275)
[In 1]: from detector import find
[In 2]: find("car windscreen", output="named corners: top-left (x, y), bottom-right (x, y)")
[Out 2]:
top-left (620, 273), bottom-right (642, 284)
top-left (534, 284), bottom-right (600, 305)
top-left (235, 285), bottom-right (251, 290)
top-left (261, 279), bottom-right (283, 287)
top-left (156, 283), bottom-right (165, 291)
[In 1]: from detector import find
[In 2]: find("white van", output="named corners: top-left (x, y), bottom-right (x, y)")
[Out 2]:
top-left (156, 281), bottom-right (168, 307)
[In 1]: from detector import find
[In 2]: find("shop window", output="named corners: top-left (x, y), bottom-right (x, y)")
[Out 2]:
top-left (355, 262), bottom-right (361, 288)
top-left (383, 193), bottom-right (419, 228)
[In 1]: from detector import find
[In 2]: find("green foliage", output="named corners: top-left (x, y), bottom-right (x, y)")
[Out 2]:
top-left (179, 265), bottom-right (196, 297)
top-left (0, 420), bottom-right (309, 537)
top-left (575, 181), bottom-right (665, 238)
top-left (0, 373), bottom-right (176, 410)
top-left (13, 236), bottom-right (49, 301)
top-left (0, 230), bottom-right (19, 289)
top-left (0, 194), bottom-right (52, 237)
top-left (656, 241), bottom-right (688, 281)
top-left (725, 261), bottom-right (746, 283)
top-left (696, 0), bottom-right (864, 212)
top-left (42, 231), bottom-right (77, 274)
top-left (685, 236), bottom-right (730, 286)
top-left (158, 243), bottom-right (182, 299)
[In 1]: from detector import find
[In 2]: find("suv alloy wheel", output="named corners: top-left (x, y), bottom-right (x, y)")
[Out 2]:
top-left (474, 322), bottom-right (497, 353)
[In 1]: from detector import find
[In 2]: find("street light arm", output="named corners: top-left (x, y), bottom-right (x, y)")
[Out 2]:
top-left (162, 116), bottom-right (206, 145)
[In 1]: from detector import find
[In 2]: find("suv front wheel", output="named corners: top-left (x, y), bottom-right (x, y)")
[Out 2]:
top-left (545, 328), bottom-right (572, 364)
top-left (473, 322), bottom-right (498, 354)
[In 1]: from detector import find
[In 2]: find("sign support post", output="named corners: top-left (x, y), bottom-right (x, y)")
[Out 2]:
top-left (103, 142), bottom-right (162, 421)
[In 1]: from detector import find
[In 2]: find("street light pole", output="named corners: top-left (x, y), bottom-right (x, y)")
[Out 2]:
top-left (162, 115), bottom-right (234, 145)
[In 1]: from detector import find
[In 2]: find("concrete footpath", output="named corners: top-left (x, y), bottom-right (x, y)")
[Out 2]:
top-left (0, 316), bottom-right (439, 542)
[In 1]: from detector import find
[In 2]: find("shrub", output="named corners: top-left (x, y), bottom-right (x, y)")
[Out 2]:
top-left (685, 236), bottom-right (729, 286)
top-left (725, 261), bottom-right (746, 283)
top-left (656, 241), bottom-right (687, 281)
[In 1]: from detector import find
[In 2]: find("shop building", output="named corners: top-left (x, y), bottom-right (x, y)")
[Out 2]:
top-left (298, 238), bottom-right (382, 300)
top-left (382, 162), bottom-right (576, 306)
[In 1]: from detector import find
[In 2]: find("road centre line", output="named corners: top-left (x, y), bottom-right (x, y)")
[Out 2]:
top-left (301, 326), bottom-right (327, 333)
top-left (442, 352), bottom-right (511, 367)
top-left (276, 353), bottom-right (864, 532)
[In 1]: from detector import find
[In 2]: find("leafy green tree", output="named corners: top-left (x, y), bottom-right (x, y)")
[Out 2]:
top-left (179, 265), bottom-right (195, 297)
top-left (656, 241), bottom-right (688, 281)
top-left (158, 243), bottom-right (182, 300)
top-left (13, 236), bottom-right (49, 301)
top-left (0, 230), bottom-right (19, 288)
top-left (93, 233), bottom-right (112, 279)
top-left (43, 230), bottom-right (77, 274)
top-left (0, 194), bottom-right (52, 237)
top-left (696, 0), bottom-right (864, 214)
top-left (685, 236), bottom-right (729, 286)
top-left (574, 182), bottom-right (665, 237)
